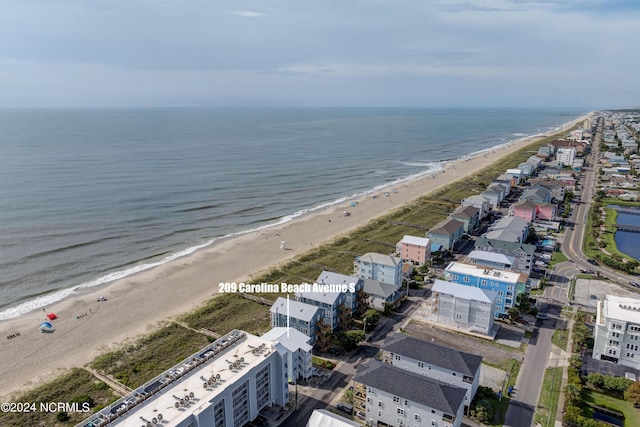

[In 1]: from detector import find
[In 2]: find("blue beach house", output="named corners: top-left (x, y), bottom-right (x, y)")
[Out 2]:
top-left (444, 262), bottom-right (525, 318)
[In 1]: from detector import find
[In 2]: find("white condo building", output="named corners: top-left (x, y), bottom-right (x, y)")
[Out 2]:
top-left (593, 295), bottom-right (640, 370)
top-left (427, 279), bottom-right (498, 337)
top-left (261, 327), bottom-right (313, 383)
top-left (77, 330), bottom-right (289, 427)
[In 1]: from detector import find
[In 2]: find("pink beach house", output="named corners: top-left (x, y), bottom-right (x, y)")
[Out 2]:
top-left (397, 235), bottom-right (431, 265)
top-left (509, 200), bottom-right (536, 222)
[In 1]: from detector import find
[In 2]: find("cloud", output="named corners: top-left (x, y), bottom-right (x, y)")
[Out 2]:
top-left (230, 10), bottom-right (265, 18)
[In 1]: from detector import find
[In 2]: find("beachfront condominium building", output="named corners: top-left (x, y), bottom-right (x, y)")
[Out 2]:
top-left (315, 270), bottom-right (366, 316)
top-left (380, 333), bottom-right (483, 408)
top-left (270, 297), bottom-right (325, 346)
top-left (396, 234), bottom-right (431, 265)
top-left (474, 237), bottom-right (535, 274)
top-left (426, 280), bottom-right (497, 337)
top-left (444, 262), bottom-right (524, 317)
top-left (77, 330), bottom-right (289, 427)
top-left (449, 205), bottom-right (480, 234)
top-left (427, 218), bottom-right (465, 251)
top-left (592, 295), bottom-right (640, 370)
top-left (353, 360), bottom-right (466, 427)
top-left (354, 252), bottom-right (403, 287)
top-left (556, 147), bottom-right (576, 166)
top-left (296, 286), bottom-right (349, 332)
top-left (261, 327), bottom-right (313, 383)
top-left (460, 194), bottom-right (490, 219)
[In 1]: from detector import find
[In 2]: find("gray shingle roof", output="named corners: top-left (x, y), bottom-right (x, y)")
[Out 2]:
top-left (382, 335), bottom-right (482, 377)
top-left (354, 360), bottom-right (466, 415)
top-left (474, 237), bottom-right (536, 255)
top-left (429, 218), bottom-right (464, 236)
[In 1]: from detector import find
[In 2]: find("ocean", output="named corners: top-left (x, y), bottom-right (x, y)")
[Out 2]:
top-left (0, 107), bottom-right (586, 319)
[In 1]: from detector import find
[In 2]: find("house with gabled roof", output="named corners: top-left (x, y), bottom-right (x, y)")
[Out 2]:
top-left (461, 194), bottom-right (490, 219)
top-left (353, 360), bottom-right (466, 427)
top-left (474, 237), bottom-right (535, 274)
top-left (381, 332), bottom-right (483, 408)
top-left (485, 216), bottom-right (530, 243)
top-left (520, 185), bottom-right (552, 204)
top-left (362, 278), bottom-right (403, 311)
top-left (427, 218), bottom-right (465, 251)
top-left (449, 205), bottom-right (480, 233)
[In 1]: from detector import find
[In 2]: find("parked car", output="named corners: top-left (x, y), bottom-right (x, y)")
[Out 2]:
top-left (588, 259), bottom-right (598, 265)
top-left (536, 313), bottom-right (549, 320)
top-left (630, 282), bottom-right (640, 288)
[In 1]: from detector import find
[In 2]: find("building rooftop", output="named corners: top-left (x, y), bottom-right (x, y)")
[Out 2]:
top-left (467, 250), bottom-right (515, 266)
top-left (603, 295), bottom-right (640, 323)
top-left (354, 360), bottom-right (466, 416)
top-left (474, 237), bottom-right (536, 255)
top-left (429, 218), bottom-right (464, 236)
top-left (445, 262), bottom-right (520, 284)
top-left (356, 252), bottom-right (401, 268)
top-left (400, 234), bottom-right (430, 247)
top-left (271, 297), bottom-right (322, 322)
top-left (451, 205), bottom-right (479, 219)
top-left (316, 270), bottom-right (361, 287)
top-left (306, 409), bottom-right (361, 427)
top-left (79, 330), bottom-right (279, 427)
top-left (362, 278), bottom-right (398, 298)
top-left (261, 327), bottom-right (313, 353)
top-left (432, 279), bottom-right (498, 304)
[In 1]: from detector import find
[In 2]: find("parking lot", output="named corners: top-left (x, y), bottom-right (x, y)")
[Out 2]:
top-left (573, 278), bottom-right (640, 309)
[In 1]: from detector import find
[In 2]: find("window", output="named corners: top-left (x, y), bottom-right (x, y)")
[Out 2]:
top-left (463, 277), bottom-right (470, 283)
top-left (480, 279), bottom-right (487, 285)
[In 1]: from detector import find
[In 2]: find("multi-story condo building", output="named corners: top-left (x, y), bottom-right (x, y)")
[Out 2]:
top-left (261, 327), bottom-right (313, 383)
top-left (427, 279), bottom-right (497, 337)
top-left (444, 262), bottom-right (524, 317)
top-left (77, 330), bottom-right (288, 427)
top-left (354, 252), bottom-right (403, 287)
top-left (592, 295), bottom-right (640, 370)
top-left (556, 147), bottom-right (576, 166)
top-left (315, 270), bottom-right (366, 316)
top-left (270, 297), bottom-right (325, 346)
top-left (396, 235), bottom-right (431, 265)
top-left (353, 360), bottom-right (466, 427)
top-left (381, 333), bottom-right (483, 408)
top-left (296, 287), bottom-right (348, 331)
top-left (485, 216), bottom-right (530, 244)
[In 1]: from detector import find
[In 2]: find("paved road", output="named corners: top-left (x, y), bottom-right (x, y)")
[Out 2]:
top-left (503, 301), bottom-right (560, 425)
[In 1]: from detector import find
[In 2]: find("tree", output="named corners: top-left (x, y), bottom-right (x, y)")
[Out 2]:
top-left (564, 383), bottom-right (582, 405)
top-left (569, 355), bottom-right (583, 370)
top-left (624, 381), bottom-right (640, 405)
top-left (473, 399), bottom-right (493, 423)
top-left (508, 307), bottom-right (520, 320)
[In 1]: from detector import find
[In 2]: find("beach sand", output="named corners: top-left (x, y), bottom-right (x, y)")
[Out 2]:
top-left (0, 114), bottom-right (590, 398)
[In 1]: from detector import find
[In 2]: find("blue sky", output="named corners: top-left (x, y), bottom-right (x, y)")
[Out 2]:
top-left (0, 0), bottom-right (638, 108)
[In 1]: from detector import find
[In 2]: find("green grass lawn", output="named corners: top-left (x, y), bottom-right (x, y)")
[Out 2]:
top-left (552, 328), bottom-right (569, 352)
top-left (535, 367), bottom-right (563, 427)
top-left (583, 389), bottom-right (640, 427)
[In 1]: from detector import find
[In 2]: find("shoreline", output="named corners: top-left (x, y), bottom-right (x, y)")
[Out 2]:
top-left (0, 113), bottom-right (591, 398)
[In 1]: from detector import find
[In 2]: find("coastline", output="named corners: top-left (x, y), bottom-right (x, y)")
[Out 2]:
top-left (0, 113), bottom-right (591, 398)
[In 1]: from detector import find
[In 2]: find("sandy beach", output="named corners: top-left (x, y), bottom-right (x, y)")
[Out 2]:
top-left (0, 114), bottom-right (591, 398)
